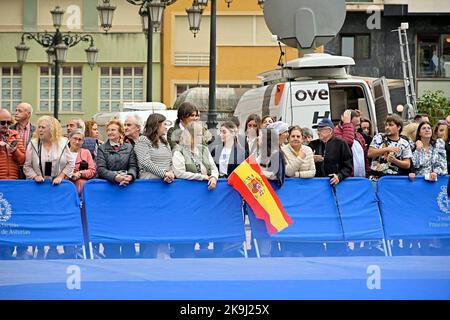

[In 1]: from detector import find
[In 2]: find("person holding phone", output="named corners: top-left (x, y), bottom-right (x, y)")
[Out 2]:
top-left (0, 109), bottom-right (26, 180)
top-left (0, 109), bottom-right (26, 260)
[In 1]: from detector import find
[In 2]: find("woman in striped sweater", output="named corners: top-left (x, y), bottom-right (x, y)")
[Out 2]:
top-left (134, 113), bottom-right (175, 259)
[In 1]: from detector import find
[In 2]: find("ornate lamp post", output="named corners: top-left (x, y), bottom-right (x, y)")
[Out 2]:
top-left (97, 0), bottom-right (178, 102)
top-left (15, 6), bottom-right (98, 120)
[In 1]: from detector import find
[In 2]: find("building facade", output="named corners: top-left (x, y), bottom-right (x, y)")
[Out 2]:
top-left (328, 0), bottom-right (450, 107)
top-left (0, 0), bottom-right (156, 124)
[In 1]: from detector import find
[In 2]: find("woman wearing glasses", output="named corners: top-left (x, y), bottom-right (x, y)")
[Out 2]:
top-left (68, 129), bottom-right (96, 197)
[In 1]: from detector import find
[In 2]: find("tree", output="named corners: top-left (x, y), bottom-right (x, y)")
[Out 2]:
top-left (416, 90), bottom-right (450, 125)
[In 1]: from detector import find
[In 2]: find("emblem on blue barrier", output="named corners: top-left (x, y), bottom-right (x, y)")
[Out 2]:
top-left (0, 193), bottom-right (12, 222)
top-left (437, 186), bottom-right (450, 214)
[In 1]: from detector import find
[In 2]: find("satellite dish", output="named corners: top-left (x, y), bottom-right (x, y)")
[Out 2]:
top-left (264, 0), bottom-right (346, 49)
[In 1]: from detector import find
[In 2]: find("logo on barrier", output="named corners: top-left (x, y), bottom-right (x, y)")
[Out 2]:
top-left (0, 193), bottom-right (12, 222)
top-left (244, 175), bottom-right (265, 198)
top-left (437, 186), bottom-right (450, 214)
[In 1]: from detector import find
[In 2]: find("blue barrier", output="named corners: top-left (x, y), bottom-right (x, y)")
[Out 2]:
top-left (377, 176), bottom-right (450, 240)
top-left (335, 178), bottom-right (386, 241)
top-left (82, 179), bottom-right (246, 244)
top-left (0, 180), bottom-right (83, 246)
top-left (247, 178), bottom-right (344, 241)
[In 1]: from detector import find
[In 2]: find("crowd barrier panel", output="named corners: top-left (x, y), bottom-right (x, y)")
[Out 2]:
top-left (377, 176), bottom-right (450, 247)
top-left (82, 179), bottom-right (247, 259)
top-left (0, 180), bottom-right (86, 258)
top-left (247, 178), bottom-right (390, 257)
top-left (334, 178), bottom-right (391, 256)
top-left (3, 176), bottom-right (449, 260)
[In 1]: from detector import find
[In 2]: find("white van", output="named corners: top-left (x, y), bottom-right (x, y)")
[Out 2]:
top-left (234, 53), bottom-right (392, 136)
top-left (93, 107), bottom-right (177, 137)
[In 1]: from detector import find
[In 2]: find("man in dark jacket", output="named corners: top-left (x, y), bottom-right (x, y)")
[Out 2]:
top-left (309, 118), bottom-right (353, 186)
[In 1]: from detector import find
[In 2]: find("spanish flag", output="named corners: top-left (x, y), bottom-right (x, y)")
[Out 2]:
top-left (228, 155), bottom-right (293, 235)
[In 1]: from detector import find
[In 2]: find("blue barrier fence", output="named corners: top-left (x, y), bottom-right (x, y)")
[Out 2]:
top-left (0, 180), bottom-right (83, 246)
top-left (378, 176), bottom-right (450, 240)
top-left (1, 177), bottom-right (450, 258)
top-left (82, 179), bottom-right (246, 244)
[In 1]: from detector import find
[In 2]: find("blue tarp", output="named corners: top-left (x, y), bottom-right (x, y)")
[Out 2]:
top-left (377, 176), bottom-right (450, 239)
top-left (1, 257), bottom-right (449, 299)
top-left (248, 178), bottom-right (344, 241)
top-left (82, 179), bottom-right (246, 244)
top-left (0, 180), bottom-right (83, 245)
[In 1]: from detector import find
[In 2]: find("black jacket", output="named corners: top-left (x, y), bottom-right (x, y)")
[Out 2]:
top-left (96, 140), bottom-right (138, 183)
top-left (309, 136), bottom-right (353, 182)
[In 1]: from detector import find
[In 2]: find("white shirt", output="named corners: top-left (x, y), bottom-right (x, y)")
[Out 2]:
top-left (351, 140), bottom-right (365, 177)
top-left (219, 147), bottom-right (232, 176)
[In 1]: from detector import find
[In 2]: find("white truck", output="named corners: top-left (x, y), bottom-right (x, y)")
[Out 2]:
top-left (93, 102), bottom-right (177, 137)
top-left (234, 53), bottom-right (393, 136)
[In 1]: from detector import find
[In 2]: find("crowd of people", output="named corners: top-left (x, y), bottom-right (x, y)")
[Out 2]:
top-left (0, 100), bottom-right (449, 259)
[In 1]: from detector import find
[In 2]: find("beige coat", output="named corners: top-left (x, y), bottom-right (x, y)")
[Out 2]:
top-left (282, 144), bottom-right (316, 178)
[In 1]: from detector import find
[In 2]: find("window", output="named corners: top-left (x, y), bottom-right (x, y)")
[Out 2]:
top-left (99, 66), bottom-right (144, 112)
top-left (1, 66), bottom-right (22, 112)
top-left (39, 66), bottom-right (82, 113)
top-left (341, 35), bottom-right (370, 59)
top-left (418, 34), bottom-right (450, 78)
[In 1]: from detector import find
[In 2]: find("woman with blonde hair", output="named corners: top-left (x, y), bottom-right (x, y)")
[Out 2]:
top-left (24, 115), bottom-right (74, 185)
top-left (96, 119), bottom-right (137, 187)
top-left (24, 115), bottom-right (75, 259)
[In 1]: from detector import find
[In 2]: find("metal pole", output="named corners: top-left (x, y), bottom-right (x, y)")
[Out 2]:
top-left (54, 57), bottom-right (59, 120)
top-left (207, 0), bottom-right (217, 131)
top-left (147, 15), bottom-right (153, 102)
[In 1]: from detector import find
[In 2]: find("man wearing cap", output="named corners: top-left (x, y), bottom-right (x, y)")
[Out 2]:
top-left (309, 118), bottom-right (353, 186)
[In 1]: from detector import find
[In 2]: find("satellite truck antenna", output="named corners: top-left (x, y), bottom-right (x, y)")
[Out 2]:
top-left (263, 0), bottom-right (347, 50)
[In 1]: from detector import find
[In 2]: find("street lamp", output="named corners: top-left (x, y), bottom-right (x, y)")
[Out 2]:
top-left (98, 0), bottom-right (178, 103)
top-left (15, 6), bottom-right (99, 120)
top-left (186, 3), bottom-right (203, 37)
top-left (185, 0), bottom-right (263, 130)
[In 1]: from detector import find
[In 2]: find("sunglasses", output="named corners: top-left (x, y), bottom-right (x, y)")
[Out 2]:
top-left (0, 120), bottom-right (12, 126)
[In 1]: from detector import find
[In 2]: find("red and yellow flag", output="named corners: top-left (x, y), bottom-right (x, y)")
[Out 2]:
top-left (228, 155), bottom-right (293, 235)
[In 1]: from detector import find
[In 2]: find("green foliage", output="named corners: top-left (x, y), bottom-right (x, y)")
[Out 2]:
top-left (416, 90), bottom-right (450, 126)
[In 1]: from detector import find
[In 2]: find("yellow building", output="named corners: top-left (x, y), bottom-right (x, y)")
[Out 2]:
top-left (162, 0), bottom-right (299, 108)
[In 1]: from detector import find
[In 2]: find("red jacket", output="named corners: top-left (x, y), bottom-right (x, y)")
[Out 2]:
top-left (0, 129), bottom-right (26, 179)
top-left (334, 123), bottom-right (370, 176)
